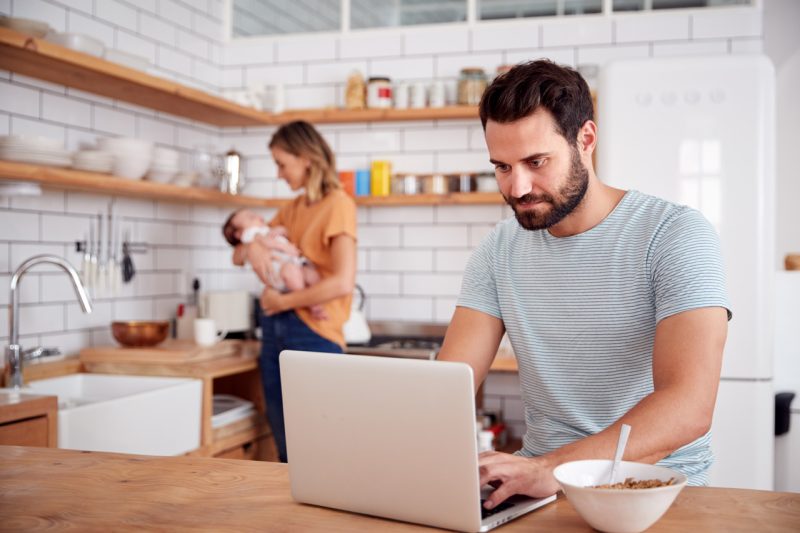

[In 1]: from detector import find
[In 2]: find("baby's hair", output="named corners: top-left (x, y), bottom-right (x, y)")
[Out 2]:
top-left (222, 209), bottom-right (244, 246)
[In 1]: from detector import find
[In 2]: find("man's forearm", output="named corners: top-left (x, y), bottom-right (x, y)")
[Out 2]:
top-left (541, 387), bottom-right (712, 470)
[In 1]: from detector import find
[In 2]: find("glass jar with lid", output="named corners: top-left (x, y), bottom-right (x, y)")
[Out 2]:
top-left (367, 77), bottom-right (392, 109)
top-left (457, 68), bottom-right (488, 106)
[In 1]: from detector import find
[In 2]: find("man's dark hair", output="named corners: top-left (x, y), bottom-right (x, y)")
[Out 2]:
top-left (222, 209), bottom-right (243, 246)
top-left (479, 60), bottom-right (594, 146)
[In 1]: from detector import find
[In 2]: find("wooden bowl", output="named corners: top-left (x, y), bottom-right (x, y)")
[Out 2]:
top-left (111, 321), bottom-right (170, 347)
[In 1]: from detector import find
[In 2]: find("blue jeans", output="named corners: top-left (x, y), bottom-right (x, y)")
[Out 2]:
top-left (258, 310), bottom-right (342, 462)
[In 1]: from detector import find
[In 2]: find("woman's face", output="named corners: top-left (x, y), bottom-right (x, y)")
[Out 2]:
top-left (271, 146), bottom-right (310, 191)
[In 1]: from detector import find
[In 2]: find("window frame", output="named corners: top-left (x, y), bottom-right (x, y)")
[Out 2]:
top-left (223, 0), bottom-right (761, 42)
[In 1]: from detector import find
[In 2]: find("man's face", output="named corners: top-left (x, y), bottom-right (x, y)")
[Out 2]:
top-left (485, 109), bottom-right (589, 231)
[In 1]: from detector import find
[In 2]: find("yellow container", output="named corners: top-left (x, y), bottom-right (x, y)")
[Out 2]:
top-left (370, 160), bottom-right (391, 196)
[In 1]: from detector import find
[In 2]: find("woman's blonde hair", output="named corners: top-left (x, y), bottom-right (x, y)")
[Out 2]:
top-left (269, 121), bottom-right (340, 203)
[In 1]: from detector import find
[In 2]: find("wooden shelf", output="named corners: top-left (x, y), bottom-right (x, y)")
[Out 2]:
top-left (0, 160), bottom-right (285, 208)
top-left (0, 27), bottom-right (479, 126)
top-left (0, 160), bottom-right (503, 206)
top-left (357, 191), bottom-right (502, 206)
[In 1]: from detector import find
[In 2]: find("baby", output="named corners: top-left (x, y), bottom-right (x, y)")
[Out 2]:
top-left (223, 209), bottom-right (325, 318)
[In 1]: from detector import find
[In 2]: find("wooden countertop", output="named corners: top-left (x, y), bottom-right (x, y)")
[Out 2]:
top-left (1, 446), bottom-right (797, 532)
top-left (0, 391), bottom-right (56, 424)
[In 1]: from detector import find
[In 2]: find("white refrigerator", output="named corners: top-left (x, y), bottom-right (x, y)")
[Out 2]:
top-left (597, 54), bottom-right (775, 490)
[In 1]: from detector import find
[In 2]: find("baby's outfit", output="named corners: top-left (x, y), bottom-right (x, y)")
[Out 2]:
top-left (241, 226), bottom-right (309, 292)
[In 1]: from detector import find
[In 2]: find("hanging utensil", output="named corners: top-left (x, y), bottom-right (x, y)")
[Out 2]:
top-left (96, 212), bottom-right (107, 292)
top-left (87, 217), bottom-right (97, 290)
top-left (122, 230), bottom-right (135, 283)
top-left (107, 201), bottom-right (120, 295)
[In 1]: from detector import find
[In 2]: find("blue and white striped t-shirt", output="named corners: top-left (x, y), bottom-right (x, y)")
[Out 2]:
top-left (457, 190), bottom-right (731, 485)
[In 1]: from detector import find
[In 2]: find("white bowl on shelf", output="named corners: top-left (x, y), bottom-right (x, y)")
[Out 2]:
top-left (553, 459), bottom-right (687, 533)
top-left (104, 49), bottom-right (151, 71)
top-left (146, 165), bottom-right (179, 184)
top-left (44, 32), bottom-right (105, 57)
top-left (0, 16), bottom-right (51, 38)
top-left (112, 158), bottom-right (151, 180)
top-left (171, 172), bottom-right (197, 188)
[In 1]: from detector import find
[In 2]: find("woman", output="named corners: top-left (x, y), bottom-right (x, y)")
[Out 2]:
top-left (244, 120), bottom-right (357, 462)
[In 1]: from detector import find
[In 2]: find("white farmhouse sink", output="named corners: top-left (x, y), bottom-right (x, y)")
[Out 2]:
top-left (27, 373), bottom-right (202, 456)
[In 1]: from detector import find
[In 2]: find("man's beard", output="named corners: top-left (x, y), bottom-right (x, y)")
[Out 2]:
top-left (504, 147), bottom-right (589, 231)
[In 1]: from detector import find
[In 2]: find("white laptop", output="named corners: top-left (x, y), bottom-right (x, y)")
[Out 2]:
top-left (280, 350), bottom-right (556, 532)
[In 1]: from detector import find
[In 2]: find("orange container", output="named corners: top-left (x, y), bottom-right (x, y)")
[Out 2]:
top-left (338, 170), bottom-right (355, 196)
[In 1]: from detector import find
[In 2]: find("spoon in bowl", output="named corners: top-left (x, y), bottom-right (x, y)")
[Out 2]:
top-left (608, 423), bottom-right (631, 485)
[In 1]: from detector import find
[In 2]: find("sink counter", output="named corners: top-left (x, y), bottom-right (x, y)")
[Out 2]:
top-left (2, 445), bottom-right (798, 532)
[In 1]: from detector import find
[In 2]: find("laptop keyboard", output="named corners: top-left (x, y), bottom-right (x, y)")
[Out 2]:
top-left (480, 499), bottom-right (515, 520)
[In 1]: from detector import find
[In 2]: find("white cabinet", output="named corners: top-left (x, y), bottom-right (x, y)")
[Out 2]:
top-left (709, 380), bottom-right (774, 489)
top-left (775, 410), bottom-right (800, 492)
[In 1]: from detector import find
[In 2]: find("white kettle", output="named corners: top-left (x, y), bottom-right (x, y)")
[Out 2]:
top-left (343, 284), bottom-right (371, 345)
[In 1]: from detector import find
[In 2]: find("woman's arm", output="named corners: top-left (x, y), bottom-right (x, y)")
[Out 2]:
top-left (260, 233), bottom-right (356, 315)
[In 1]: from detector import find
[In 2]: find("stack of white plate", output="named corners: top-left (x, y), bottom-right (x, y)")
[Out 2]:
top-left (0, 16), bottom-right (52, 38)
top-left (72, 150), bottom-right (114, 173)
top-left (98, 137), bottom-right (153, 180)
top-left (146, 147), bottom-right (180, 184)
top-left (0, 135), bottom-right (72, 167)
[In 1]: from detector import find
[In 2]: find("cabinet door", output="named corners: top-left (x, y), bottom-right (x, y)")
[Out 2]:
top-left (0, 416), bottom-right (49, 447)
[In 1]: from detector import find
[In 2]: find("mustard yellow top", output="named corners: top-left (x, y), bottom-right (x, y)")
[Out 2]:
top-left (270, 189), bottom-right (357, 348)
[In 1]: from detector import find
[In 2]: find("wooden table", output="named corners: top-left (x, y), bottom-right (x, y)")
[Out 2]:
top-left (1, 446), bottom-right (798, 532)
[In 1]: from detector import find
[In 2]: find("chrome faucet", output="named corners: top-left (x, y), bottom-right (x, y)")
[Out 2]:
top-left (5, 255), bottom-right (92, 389)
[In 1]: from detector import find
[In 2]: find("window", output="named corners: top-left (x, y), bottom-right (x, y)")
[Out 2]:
top-left (478, 0), bottom-right (602, 20)
top-left (613, 0), bottom-right (751, 11)
top-left (351, 0), bottom-right (467, 30)
top-left (231, 0), bottom-right (341, 37)
top-left (228, 0), bottom-right (755, 39)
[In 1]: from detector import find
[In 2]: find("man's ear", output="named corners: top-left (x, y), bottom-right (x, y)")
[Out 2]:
top-left (577, 120), bottom-right (598, 155)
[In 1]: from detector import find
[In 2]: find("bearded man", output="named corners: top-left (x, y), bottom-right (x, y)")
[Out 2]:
top-left (437, 60), bottom-right (731, 510)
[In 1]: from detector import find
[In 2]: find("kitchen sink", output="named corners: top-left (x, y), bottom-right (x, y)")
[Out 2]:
top-left (26, 373), bottom-right (202, 456)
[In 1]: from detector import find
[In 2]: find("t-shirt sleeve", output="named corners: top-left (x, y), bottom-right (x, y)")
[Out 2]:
top-left (456, 229), bottom-right (502, 320)
top-left (650, 208), bottom-right (732, 323)
top-left (322, 192), bottom-right (357, 244)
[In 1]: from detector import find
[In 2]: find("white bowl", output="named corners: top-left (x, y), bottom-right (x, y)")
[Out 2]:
top-left (553, 460), bottom-right (687, 533)
top-left (104, 49), bottom-right (151, 71)
top-left (146, 169), bottom-right (177, 183)
top-left (112, 157), bottom-right (150, 180)
top-left (44, 32), bottom-right (105, 57)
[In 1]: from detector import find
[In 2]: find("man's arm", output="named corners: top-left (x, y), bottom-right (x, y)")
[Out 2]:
top-left (479, 306), bottom-right (728, 508)
top-left (437, 306), bottom-right (506, 392)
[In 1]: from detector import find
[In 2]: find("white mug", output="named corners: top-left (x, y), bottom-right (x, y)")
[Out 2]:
top-left (194, 318), bottom-right (227, 347)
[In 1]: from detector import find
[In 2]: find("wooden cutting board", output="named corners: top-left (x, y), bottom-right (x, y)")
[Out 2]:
top-left (80, 339), bottom-right (243, 365)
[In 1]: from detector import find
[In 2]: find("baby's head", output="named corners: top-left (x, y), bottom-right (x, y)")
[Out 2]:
top-left (222, 209), bottom-right (265, 246)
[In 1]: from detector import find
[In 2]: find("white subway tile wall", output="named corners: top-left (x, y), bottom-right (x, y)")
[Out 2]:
top-left (0, 2), bottom-right (764, 435)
